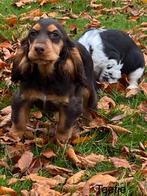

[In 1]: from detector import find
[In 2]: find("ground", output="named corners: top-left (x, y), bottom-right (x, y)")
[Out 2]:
top-left (0, 0), bottom-right (147, 195)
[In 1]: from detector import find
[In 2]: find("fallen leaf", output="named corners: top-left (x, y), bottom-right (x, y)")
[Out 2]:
top-left (53, 175), bottom-right (66, 184)
top-left (0, 41), bottom-right (12, 49)
top-left (66, 170), bottom-right (85, 185)
top-left (68, 24), bottom-right (77, 34)
top-left (63, 182), bottom-right (86, 192)
top-left (66, 146), bottom-right (81, 165)
top-left (26, 173), bottom-right (59, 187)
top-left (0, 113), bottom-right (11, 127)
top-left (0, 59), bottom-right (7, 69)
top-left (45, 164), bottom-right (73, 175)
top-left (0, 186), bottom-right (16, 196)
top-left (20, 9), bottom-right (42, 21)
top-left (126, 88), bottom-right (140, 98)
top-left (110, 157), bottom-right (131, 169)
top-left (77, 153), bottom-right (106, 168)
top-left (8, 178), bottom-right (18, 185)
top-left (97, 96), bottom-right (116, 112)
top-left (138, 181), bottom-right (147, 196)
top-left (138, 101), bottom-right (147, 115)
top-left (17, 151), bottom-right (33, 173)
top-left (21, 190), bottom-right (29, 196)
top-left (117, 104), bottom-right (138, 115)
top-left (90, 0), bottom-right (103, 9)
top-left (41, 149), bottom-right (56, 159)
top-left (118, 177), bottom-right (133, 184)
top-left (108, 128), bottom-right (118, 147)
top-left (139, 82), bottom-right (147, 95)
top-left (107, 124), bottom-right (131, 134)
top-left (20, 190), bottom-right (30, 196)
top-left (5, 15), bottom-right (17, 26)
top-left (30, 182), bottom-right (61, 196)
top-left (111, 114), bottom-right (126, 122)
top-left (82, 174), bottom-right (117, 195)
top-left (72, 132), bottom-right (97, 144)
top-left (14, 0), bottom-right (36, 7)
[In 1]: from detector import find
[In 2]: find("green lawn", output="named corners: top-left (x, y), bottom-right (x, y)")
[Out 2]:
top-left (0, 0), bottom-right (147, 195)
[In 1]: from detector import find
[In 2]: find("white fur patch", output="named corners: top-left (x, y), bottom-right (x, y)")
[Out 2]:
top-left (127, 67), bottom-right (144, 89)
top-left (78, 29), bottom-right (123, 83)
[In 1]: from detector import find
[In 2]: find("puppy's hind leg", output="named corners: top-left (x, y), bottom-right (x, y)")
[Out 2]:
top-left (127, 67), bottom-right (144, 89)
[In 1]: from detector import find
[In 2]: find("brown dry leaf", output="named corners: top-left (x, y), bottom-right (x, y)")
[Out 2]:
top-left (3, 48), bottom-right (14, 60)
top-left (0, 59), bottom-right (7, 69)
top-left (17, 151), bottom-right (33, 173)
top-left (126, 88), bottom-right (140, 98)
top-left (131, 149), bottom-right (147, 158)
top-left (20, 9), bottom-right (42, 21)
top-left (111, 114), bottom-right (126, 122)
top-left (66, 146), bottom-right (81, 165)
top-left (41, 149), bottom-right (56, 159)
top-left (34, 137), bottom-right (46, 148)
top-left (8, 178), bottom-right (18, 185)
top-left (53, 175), bottom-right (66, 184)
top-left (97, 96), bottom-right (116, 112)
top-left (14, 0), bottom-right (36, 7)
top-left (77, 153), bottom-right (106, 168)
top-left (38, 0), bottom-right (58, 5)
top-left (86, 18), bottom-right (101, 29)
top-left (107, 124), bottom-right (131, 134)
top-left (138, 101), bottom-right (147, 112)
top-left (0, 160), bottom-right (9, 169)
top-left (30, 182), bottom-right (61, 196)
top-left (0, 113), bottom-right (11, 127)
top-left (138, 181), bottom-right (147, 196)
top-left (108, 128), bottom-right (118, 147)
top-left (5, 15), bottom-right (17, 26)
top-left (72, 133), bottom-right (97, 144)
top-left (47, 12), bottom-right (58, 18)
top-left (90, 0), bottom-right (103, 9)
top-left (68, 24), bottom-right (77, 34)
top-left (26, 173), bottom-right (59, 187)
top-left (82, 174), bottom-right (117, 195)
top-left (66, 170), bottom-right (85, 185)
top-left (0, 186), bottom-right (16, 196)
top-left (0, 41), bottom-right (12, 49)
top-left (118, 177), bottom-right (133, 184)
top-left (117, 104), bottom-right (137, 115)
top-left (63, 182), bottom-right (86, 192)
top-left (45, 164), bottom-right (73, 175)
top-left (110, 157), bottom-right (131, 169)
top-left (0, 105), bottom-right (11, 115)
top-left (21, 190), bottom-right (29, 196)
top-left (139, 82), bottom-right (147, 95)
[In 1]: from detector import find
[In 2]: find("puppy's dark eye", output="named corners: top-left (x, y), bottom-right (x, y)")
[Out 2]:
top-left (49, 32), bottom-right (60, 40)
top-left (30, 30), bottom-right (38, 37)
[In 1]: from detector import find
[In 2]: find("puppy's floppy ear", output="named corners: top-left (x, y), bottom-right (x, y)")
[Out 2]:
top-left (69, 47), bottom-right (88, 87)
top-left (11, 37), bottom-right (30, 83)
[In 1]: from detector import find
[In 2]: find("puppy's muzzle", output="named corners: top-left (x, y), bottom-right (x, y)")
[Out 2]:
top-left (35, 46), bottom-right (45, 55)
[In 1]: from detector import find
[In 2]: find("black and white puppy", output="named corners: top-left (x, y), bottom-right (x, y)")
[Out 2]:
top-left (78, 29), bottom-right (145, 89)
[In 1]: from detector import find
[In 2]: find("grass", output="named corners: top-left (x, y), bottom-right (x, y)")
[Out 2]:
top-left (0, 0), bottom-right (146, 195)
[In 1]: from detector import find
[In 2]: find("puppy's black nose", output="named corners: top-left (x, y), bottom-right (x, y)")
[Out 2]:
top-left (35, 46), bottom-right (44, 54)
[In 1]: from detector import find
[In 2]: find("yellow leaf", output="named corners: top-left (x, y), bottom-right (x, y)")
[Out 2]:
top-left (66, 170), bottom-right (85, 185)
top-left (107, 124), bottom-right (131, 134)
top-left (0, 186), bottom-right (16, 196)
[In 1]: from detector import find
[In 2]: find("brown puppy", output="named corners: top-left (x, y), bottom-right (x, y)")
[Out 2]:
top-left (11, 18), bottom-right (97, 142)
